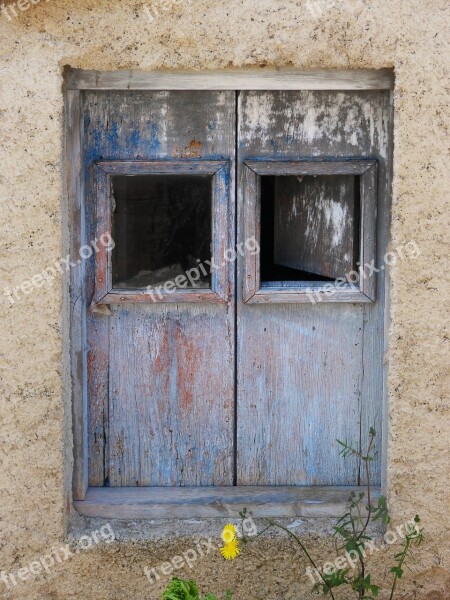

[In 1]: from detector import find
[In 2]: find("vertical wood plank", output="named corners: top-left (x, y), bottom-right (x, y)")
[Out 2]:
top-left (242, 166), bottom-right (260, 302)
top-left (109, 304), bottom-right (235, 486)
top-left (66, 89), bottom-right (88, 500)
top-left (93, 167), bottom-right (111, 302)
top-left (83, 93), bottom-right (111, 487)
top-left (360, 164), bottom-right (378, 301)
top-left (84, 91), bottom-right (236, 486)
top-left (359, 92), bottom-right (391, 485)
top-left (237, 90), bottom-right (391, 485)
top-left (236, 302), bottom-right (364, 485)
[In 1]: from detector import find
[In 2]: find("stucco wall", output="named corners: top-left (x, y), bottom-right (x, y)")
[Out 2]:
top-left (0, 0), bottom-right (449, 598)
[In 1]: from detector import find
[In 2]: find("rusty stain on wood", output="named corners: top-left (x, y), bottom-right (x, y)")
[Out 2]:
top-left (181, 139), bottom-right (203, 158)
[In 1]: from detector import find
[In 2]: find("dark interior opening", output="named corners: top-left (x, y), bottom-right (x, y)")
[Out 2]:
top-left (260, 175), bottom-right (360, 284)
top-left (111, 174), bottom-right (212, 289)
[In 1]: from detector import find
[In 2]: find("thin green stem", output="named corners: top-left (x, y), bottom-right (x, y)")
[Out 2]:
top-left (240, 524), bottom-right (272, 543)
top-left (388, 537), bottom-right (411, 600)
top-left (356, 433), bottom-right (375, 544)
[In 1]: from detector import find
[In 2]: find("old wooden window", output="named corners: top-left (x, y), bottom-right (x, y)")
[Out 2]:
top-left (66, 69), bottom-right (393, 518)
top-left (244, 160), bottom-right (377, 303)
top-left (94, 161), bottom-right (231, 304)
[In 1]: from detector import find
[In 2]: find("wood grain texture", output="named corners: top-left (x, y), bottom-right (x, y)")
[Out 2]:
top-left (242, 166), bottom-right (260, 302)
top-left (380, 92), bottom-right (395, 494)
top-left (108, 305), bottom-right (234, 486)
top-left (245, 160), bottom-right (376, 175)
top-left (72, 85), bottom-right (391, 499)
top-left (66, 90), bottom-right (88, 500)
top-left (273, 174), bottom-right (356, 279)
top-left (84, 93), bottom-right (111, 487)
top-left (359, 164), bottom-right (378, 301)
top-left (248, 288), bottom-right (373, 304)
top-left (75, 485), bottom-right (381, 519)
top-left (66, 68), bottom-right (394, 91)
top-left (84, 90), bottom-right (236, 486)
top-left (237, 90), bottom-right (391, 486)
top-left (93, 166), bottom-right (111, 302)
top-left (98, 290), bottom-right (225, 304)
top-left (96, 160), bottom-right (226, 175)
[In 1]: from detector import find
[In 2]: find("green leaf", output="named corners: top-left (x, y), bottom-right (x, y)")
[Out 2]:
top-left (313, 568), bottom-right (350, 594)
top-left (371, 496), bottom-right (391, 525)
top-left (390, 566), bottom-right (404, 578)
top-left (163, 578), bottom-right (201, 600)
top-left (336, 439), bottom-right (358, 458)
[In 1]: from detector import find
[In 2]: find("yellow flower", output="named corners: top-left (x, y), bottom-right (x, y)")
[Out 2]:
top-left (221, 523), bottom-right (237, 544)
top-left (220, 540), bottom-right (240, 561)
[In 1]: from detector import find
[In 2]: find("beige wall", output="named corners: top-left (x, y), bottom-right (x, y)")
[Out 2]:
top-left (0, 0), bottom-right (449, 598)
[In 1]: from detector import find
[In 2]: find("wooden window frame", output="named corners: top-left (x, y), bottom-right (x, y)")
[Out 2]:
top-left (93, 160), bottom-right (231, 306)
top-left (66, 68), bottom-right (393, 518)
top-left (243, 160), bottom-right (378, 304)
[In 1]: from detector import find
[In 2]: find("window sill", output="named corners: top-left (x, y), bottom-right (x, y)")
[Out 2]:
top-left (74, 486), bottom-right (381, 520)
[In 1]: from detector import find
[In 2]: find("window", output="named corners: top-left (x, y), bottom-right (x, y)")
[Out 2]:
top-left (93, 161), bottom-right (231, 304)
top-left (67, 69), bottom-right (393, 518)
top-left (111, 174), bottom-right (213, 290)
top-left (243, 160), bottom-right (377, 303)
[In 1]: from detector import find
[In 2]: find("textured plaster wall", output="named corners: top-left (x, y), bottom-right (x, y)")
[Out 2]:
top-left (0, 0), bottom-right (449, 598)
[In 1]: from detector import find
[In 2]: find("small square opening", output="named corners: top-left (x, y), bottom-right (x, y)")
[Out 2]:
top-left (260, 175), bottom-right (360, 284)
top-left (111, 174), bottom-right (212, 289)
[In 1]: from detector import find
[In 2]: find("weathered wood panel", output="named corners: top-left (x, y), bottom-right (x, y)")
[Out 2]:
top-left (66, 90), bottom-right (88, 500)
top-left (108, 305), bottom-right (235, 486)
top-left (244, 160), bottom-right (376, 175)
top-left (66, 68), bottom-right (394, 91)
top-left (84, 91), bottom-right (236, 486)
top-left (241, 160), bottom-right (377, 304)
top-left (359, 164), bottom-right (378, 301)
top-left (248, 287), bottom-right (373, 304)
top-left (237, 302), bottom-right (364, 485)
top-left (237, 90), bottom-right (391, 485)
top-left (75, 485), bottom-right (381, 519)
top-left (273, 174), bottom-right (356, 279)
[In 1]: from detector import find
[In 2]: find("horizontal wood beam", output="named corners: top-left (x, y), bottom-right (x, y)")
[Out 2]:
top-left (65, 68), bottom-right (394, 91)
top-left (245, 159), bottom-right (377, 175)
top-left (247, 289), bottom-right (373, 304)
top-left (74, 486), bottom-right (381, 519)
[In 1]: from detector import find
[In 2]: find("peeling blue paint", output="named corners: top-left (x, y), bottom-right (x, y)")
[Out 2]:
top-left (129, 129), bottom-right (140, 148)
top-left (148, 122), bottom-right (161, 153)
top-left (106, 121), bottom-right (119, 150)
top-left (85, 128), bottom-right (104, 164)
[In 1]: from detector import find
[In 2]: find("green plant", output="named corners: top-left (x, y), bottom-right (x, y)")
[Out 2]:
top-left (162, 577), bottom-right (232, 600)
top-left (238, 428), bottom-right (423, 600)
